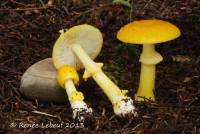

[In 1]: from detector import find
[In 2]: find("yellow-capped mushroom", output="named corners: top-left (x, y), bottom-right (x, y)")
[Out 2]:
top-left (117, 19), bottom-right (181, 101)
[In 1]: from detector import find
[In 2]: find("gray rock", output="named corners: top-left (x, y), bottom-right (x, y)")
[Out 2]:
top-left (20, 58), bottom-right (67, 103)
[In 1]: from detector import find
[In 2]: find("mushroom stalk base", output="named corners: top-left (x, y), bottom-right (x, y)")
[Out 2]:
top-left (135, 64), bottom-right (155, 101)
top-left (65, 80), bottom-right (92, 121)
top-left (71, 44), bottom-right (137, 116)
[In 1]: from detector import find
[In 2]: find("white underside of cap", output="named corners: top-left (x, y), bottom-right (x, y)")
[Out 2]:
top-left (114, 97), bottom-right (137, 117)
top-left (53, 24), bottom-right (103, 70)
top-left (71, 101), bottom-right (93, 122)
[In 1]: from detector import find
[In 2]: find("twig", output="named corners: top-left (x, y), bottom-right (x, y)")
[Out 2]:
top-left (15, 96), bottom-right (36, 111)
top-left (142, 0), bottom-right (153, 10)
top-left (0, 7), bottom-right (48, 13)
top-left (131, 123), bottom-right (142, 132)
top-left (141, 0), bottom-right (153, 15)
top-left (38, 0), bottom-right (46, 8)
top-left (129, 0), bottom-right (134, 22)
top-left (10, 0), bottom-right (26, 6)
top-left (63, 6), bottom-right (69, 15)
top-left (32, 110), bottom-right (60, 119)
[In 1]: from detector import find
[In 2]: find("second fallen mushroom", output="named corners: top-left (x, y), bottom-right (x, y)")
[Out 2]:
top-left (53, 24), bottom-right (137, 117)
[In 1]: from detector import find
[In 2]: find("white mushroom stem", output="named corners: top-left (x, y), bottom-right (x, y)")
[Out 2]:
top-left (65, 79), bottom-right (76, 96)
top-left (71, 44), bottom-right (137, 116)
top-left (65, 79), bottom-right (92, 121)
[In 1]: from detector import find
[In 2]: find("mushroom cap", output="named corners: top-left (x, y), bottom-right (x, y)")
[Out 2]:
top-left (117, 19), bottom-right (181, 44)
top-left (52, 24), bottom-right (103, 70)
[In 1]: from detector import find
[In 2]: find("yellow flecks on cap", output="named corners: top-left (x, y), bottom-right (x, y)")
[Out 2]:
top-left (117, 19), bottom-right (181, 44)
top-left (69, 91), bottom-right (84, 102)
top-left (57, 65), bottom-right (79, 88)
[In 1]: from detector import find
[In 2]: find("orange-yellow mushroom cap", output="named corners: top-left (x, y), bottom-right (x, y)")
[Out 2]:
top-left (117, 19), bottom-right (181, 44)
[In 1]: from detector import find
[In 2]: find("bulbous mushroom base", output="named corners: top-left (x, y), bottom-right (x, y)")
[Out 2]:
top-left (71, 101), bottom-right (93, 122)
top-left (113, 97), bottom-right (137, 117)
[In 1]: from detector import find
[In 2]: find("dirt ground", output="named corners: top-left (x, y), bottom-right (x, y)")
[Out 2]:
top-left (0, 0), bottom-right (200, 133)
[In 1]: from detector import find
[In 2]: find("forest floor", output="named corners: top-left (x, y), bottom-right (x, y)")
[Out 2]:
top-left (0, 0), bottom-right (200, 133)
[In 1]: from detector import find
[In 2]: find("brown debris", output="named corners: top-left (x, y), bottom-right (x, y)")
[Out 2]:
top-left (0, 0), bottom-right (200, 133)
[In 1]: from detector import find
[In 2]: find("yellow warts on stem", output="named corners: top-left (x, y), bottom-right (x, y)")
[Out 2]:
top-left (69, 91), bottom-right (84, 102)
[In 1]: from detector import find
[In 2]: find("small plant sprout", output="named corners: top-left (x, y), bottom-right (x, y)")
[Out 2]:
top-left (53, 24), bottom-right (137, 117)
top-left (117, 19), bottom-right (181, 101)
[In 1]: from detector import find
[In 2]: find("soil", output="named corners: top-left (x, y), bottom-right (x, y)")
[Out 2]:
top-left (0, 0), bottom-right (200, 133)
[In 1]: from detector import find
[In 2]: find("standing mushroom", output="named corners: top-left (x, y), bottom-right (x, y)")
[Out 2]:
top-left (117, 19), bottom-right (181, 101)
top-left (53, 24), bottom-right (137, 117)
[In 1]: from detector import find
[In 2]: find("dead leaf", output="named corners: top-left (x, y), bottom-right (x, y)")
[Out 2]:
top-left (183, 76), bottom-right (199, 83)
top-left (183, 77), bottom-right (192, 83)
top-left (24, 10), bottom-right (32, 15)
top-left (172, 55), bottom-right (192, 63)
top-left (47, 0), bottom-right (54, 6)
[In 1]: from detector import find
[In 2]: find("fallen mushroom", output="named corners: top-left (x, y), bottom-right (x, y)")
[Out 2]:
top-left (117, 19), bottom-right (181, 101)
top-left (20, 58), bottom-right (66, 103)
top-left (53, 24), bottom-right (137, 117)
top-left (53, 30), bottom-right (93, 121)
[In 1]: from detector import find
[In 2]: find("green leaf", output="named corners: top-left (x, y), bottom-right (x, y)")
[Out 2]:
top-left (113, 0), bottom-right (131, 7)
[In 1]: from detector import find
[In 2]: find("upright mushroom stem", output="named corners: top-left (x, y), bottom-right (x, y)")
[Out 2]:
top-left (71, 44), bottom-right (137, 116)
top-left (135, 64), bottom-right (155, 101)
top-left (135, 44), bottom-right (163, 101)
